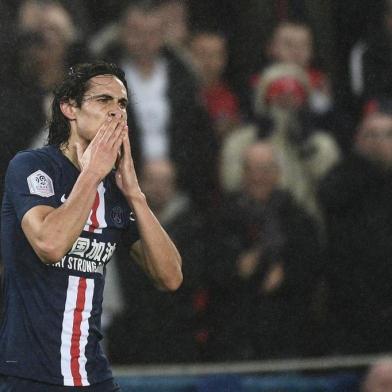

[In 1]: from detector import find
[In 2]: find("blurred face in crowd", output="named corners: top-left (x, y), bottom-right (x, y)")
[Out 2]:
top-left (18, 0), bottom-right (75, 55)
top-left (121, 7), bottom-right (164, 63)
top-left (356, 112), bottom-right (392, 168)
top-left (159, 0), bottom-right (189, 48)
top-left (189, 32), bottom-right (228, 85)
top-left (64, 75), bottom-right (128, 145)
top-left (242, 142), bottom-right (281, 203)
top-left (269, 22), bottom-right (313, 68)
top-left (18, 0), bottom-right (76, 86)
top-left (140, 159), bottom-right (176, 213)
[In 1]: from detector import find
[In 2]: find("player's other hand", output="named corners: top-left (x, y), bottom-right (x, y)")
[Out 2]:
top-left (115, 130), bottom-right (143, 201)
top-left (76, 115), bottom-right (127, 180)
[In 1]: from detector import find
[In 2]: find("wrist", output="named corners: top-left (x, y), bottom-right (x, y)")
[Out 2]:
top-left (79, 168), bottom-right (102, 187)
top-left (125, 191), bottom-right (147, 208)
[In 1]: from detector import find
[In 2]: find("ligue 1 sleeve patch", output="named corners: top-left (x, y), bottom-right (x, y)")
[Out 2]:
top-left (27, 170), bottom-right (55, 197)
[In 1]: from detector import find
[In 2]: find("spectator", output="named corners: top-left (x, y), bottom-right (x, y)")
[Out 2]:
top-left (0, 0), bottom-right (91, 155)
top-left (16, 0), bottom-right (89, 94)
top-left (159, 0), bottom-right (191, 63)
top-left (89, 0), bottom-right (193, 69)
top-left (107, 159), bottom-right (212, 363)
top-left (207, 140), bottom-right (322, 361)
top-left (258, 19), bottom-right (334, 122)
top-left (221, 62), bottom-right (340, 223)
top-left (318, 100), bottom-right (392, 354)
top-left (189, 29), bottom-right (242, 141)
top-left (100, 1), bottom-right (218, 210)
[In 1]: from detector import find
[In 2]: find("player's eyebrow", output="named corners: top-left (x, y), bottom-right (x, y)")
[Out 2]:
top-left (83, 94), bottom-right (129, 106)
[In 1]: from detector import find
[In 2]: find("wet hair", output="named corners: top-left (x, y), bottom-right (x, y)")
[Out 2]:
top-left (47, 61), bottom-right (128, 147)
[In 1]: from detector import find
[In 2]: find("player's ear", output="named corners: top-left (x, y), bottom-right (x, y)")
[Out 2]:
top-left (60, 100), bottom-right (77, 120)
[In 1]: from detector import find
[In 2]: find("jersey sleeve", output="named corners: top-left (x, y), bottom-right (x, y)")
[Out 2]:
top-left (5, 151), bottom-right (58, 222)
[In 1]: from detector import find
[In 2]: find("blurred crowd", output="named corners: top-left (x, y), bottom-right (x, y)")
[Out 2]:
top-left (1, 0), bottom-right (392, 374)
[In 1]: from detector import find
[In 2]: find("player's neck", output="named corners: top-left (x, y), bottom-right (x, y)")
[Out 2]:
top-left (60, 132), bottom-right (89, 170)
top-left (60, 142), bottom-right (81, 171)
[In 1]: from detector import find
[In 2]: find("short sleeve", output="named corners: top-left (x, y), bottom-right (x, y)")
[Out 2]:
top-left (5, 151), bottom-right (58, 222)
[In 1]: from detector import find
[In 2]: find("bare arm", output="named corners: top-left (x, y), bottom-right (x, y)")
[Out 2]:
top-left (116, 132), bottom-right (182, 291)
top-left (22, 171), bottom-right (102, 263)
top-left (129, 197), bottom-right (183, 292)
top-left (21, 117), bottom-right (126, 264)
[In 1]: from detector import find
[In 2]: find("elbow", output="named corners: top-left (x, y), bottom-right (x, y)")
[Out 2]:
top-left (35, 240), bottom-right (65, 264)
top-left (160, 259), bottom-right (183, 292)
top-left (167, 270), bottom-right (183, 291)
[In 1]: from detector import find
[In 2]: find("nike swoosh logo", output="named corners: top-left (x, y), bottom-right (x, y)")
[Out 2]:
top-left (61, 194), bottom-right (67, 203)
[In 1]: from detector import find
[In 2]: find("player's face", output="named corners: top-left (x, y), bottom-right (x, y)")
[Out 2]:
top-left (74, 75), bottom-right (128, 142)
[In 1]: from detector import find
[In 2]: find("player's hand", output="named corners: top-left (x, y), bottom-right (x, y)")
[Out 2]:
top-left (115, 129), bottom-right (143, 200)
top-left (76, 115), bottom-right (126, 180)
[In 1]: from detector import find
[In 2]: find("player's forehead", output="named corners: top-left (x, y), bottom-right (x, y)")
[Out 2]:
top-left (85, 74), bottom-right (127, 97)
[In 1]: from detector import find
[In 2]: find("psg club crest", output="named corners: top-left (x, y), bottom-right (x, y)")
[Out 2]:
top-left (111, 206), bottom-right (124, 227)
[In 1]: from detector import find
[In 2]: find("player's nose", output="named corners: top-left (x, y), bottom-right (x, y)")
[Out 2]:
top-left (108, 110), bottom-right (123, 119)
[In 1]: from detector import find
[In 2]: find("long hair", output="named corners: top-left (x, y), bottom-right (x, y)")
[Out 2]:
top-left (47, 62), bottom-right (128, 147)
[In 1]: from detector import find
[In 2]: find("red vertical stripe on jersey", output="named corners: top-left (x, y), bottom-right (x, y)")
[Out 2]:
top-left (89, 192), bottom-right (100, 232)
top-left (70, 277), bottom-right (87, 386)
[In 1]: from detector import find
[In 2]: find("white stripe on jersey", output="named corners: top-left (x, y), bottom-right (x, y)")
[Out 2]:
top-left (95, 182), bottom-right (107, 232)
top-left (60, 276), bottom-right (94, 386)
top-left (84, 182), bottom-right (107, 234)
top-left (78, 278), bottom-right (94, 384)
top-left (61, 276), bottom-right (78, 385)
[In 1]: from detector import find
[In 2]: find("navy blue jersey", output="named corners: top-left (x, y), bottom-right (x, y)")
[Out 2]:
top-left (0, 146), bottom-right (139, 386)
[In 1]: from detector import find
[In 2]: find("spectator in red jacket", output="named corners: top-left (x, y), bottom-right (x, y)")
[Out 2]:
top-left (252, 19), bottom-right (333, 123)
top-left (189, 29), bottom-right (241, 141)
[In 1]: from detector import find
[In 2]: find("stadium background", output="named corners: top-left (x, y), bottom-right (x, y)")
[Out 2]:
top-left (1, 0), bottom-right (392, 391)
